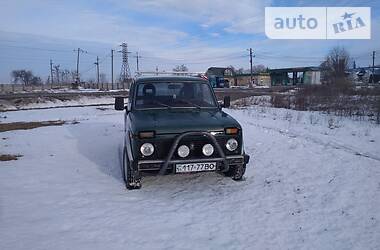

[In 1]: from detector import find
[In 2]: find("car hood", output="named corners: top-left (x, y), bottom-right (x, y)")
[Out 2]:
top-left (129, 109), bottom-right (240, 135)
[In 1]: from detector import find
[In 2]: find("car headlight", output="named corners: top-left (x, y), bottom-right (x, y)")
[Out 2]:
top-left (140, 143), bottom-right (154, 156)
top-left (226, 138), bottom-right (238, 151)
top-left (202, 144), bottom-right (214, 156)
top-left (177, 145), bottom-right (190, 158)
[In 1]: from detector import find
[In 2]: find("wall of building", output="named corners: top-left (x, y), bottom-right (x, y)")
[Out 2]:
top-left (225, 74), bottom-right (271, 87)
top-left (304, 71), bottom-right (321, 84)
top-left (270, 70), bottom-right (321, 86)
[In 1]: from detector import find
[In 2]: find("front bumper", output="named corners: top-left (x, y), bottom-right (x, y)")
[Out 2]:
top-left (134, 131), bottom-right (250, 174)
top-left (138, 154), bottom-right (249, 172)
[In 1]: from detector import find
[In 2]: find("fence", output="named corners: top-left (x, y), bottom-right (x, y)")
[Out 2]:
top-left (0, 82), bottom-right (132, 93)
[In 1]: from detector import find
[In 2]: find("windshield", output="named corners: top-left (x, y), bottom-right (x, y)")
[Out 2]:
top-left (134, 82), bottom-right (217, 110)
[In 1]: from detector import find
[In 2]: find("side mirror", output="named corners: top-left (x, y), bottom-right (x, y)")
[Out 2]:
top-left (223, 96), bottom-right (230, 108)
top-left (115, 97), bottom-right (125, 111)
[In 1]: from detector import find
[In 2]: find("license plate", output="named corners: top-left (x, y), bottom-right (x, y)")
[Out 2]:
top-left (175, 162), bottom-right (217, 173)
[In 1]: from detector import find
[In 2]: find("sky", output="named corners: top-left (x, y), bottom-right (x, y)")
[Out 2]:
top-left (0, 0), bottom-right (379, 83)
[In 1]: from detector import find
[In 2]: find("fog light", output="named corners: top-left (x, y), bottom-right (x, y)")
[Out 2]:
top-left (140, 143), bottom-right (154, 156)
top-left (178, 145), bottom-right (190, 158)
top-left (225, 127), bottom-right (239, 135)
top-left (202, 144), bottom-right (214, 156)
top-left (138, 131), bottom-right (155, 139)
top-left (226, 138), bottom-right (238, 151)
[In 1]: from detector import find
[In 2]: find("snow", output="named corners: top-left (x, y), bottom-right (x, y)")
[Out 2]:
top-left (0, 96), bottom-right (115, 111)
top-left (0, 105), bottom-right (379, 250)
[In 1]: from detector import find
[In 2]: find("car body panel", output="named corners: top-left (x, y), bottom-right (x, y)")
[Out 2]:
top-left (129, 109), bottom-right (241, 135)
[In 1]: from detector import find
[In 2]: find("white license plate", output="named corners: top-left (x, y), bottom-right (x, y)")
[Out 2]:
top-left (175, 162), bottom-right (217, 173)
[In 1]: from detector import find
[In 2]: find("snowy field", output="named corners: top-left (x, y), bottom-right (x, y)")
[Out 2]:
top-left (0, 96), bottom-right (115, 111)
top-left (1, 105), bottom-right (379, 250)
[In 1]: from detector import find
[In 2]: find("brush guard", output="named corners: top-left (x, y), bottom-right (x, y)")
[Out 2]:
top-left (158, 131), bottom-right (229, 175)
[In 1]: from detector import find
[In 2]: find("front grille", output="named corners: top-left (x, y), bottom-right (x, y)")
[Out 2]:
top-left (139, 134), bottom-right (241, 160)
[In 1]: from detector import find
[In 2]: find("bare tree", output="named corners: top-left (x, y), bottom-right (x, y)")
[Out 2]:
top-left (61, 69), bottom-right (71, 84)
top-left (252, 64), bottom-right (267, 73)
top-left (320, 46), bottom-right (351, 85)
top-left (173, 64), bottom-right (188, 72)
top-left (11, 70), bottom-right (41, 85)
top-left (236, 68), bottom-right (245, 74)
top-left (53, 65), bottom-right (60, 84)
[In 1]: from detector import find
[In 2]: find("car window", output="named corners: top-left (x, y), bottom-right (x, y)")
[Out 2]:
top-left (135, 82), bottom-right (217, 109)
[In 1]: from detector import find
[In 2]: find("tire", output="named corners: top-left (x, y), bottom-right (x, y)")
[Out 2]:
top-left (223, 164), bottom-right (246, 181)
top-left (122, 147), bottom-right (141, 190)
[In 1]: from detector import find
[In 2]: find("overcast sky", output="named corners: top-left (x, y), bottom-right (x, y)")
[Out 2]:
top-left (0, 0), bottom-right (379, 82)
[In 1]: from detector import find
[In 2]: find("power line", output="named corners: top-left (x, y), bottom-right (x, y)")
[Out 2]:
top-left (80, 53), bottom-right (111, 77)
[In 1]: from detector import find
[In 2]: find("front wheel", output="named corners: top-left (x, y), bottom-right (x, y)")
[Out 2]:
top-left (122, 147), bottom-right (142, 190)
top-left (223, 164), bottom-right (246, 181)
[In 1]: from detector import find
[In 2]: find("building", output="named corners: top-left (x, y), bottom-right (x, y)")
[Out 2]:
top-left (224, 73), bottom-right (271, 87)
top-left (205, 67), bottom-right (234, 88)
top-left (206, 67), bottom-right (270, 87)
top-left (269, 67), bottom-right (321, 86)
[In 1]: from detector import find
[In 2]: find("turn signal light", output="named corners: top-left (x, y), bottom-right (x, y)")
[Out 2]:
top-left (225, 127), bottom-right (239, 135)
top-left (138, 131), bottom-right (155, 139)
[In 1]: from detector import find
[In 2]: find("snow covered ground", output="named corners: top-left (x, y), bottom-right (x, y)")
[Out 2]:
top-left (0, 96), bottom-right (114, 111)
top-left (0, 105), bottom-right (379, 250)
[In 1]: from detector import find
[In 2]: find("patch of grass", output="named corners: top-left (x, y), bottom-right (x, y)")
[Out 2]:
top-left (0, 120), bottom-right (65, 132)
top-left (0, 154), bottom-right (22, 161)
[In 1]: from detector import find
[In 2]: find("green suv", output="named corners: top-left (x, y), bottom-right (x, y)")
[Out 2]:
top-left (115, 76), bottom-right (250, 189)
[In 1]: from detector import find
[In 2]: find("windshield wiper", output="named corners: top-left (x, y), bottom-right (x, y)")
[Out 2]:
top-left (151, 100), bottom-right (172, 109)
top-left (179, 99), bottom-right (202, 110)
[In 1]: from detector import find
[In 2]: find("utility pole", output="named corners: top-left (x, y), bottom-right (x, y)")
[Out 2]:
top-left (94, 56), bottom-right (100, 87)
top-left (249, 48), bottom-right (253, 88)
top-left (134, 52), bottom-right (141, 75)
top-left (74, 48), bottom-right (87, 84)
top-left (111, 49), bottom-right (114, 90)
top-left (372, 51), bottom-right (376, 84)
top-left (53, 64), bottom-right (60, 85)
top-left (50, 59), bottom-right (54, 87)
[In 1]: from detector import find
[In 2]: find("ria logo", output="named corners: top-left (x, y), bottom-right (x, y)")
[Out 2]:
top-left (265, 7), bottom-right (371, 39)
top-left (333, 12), bottom-right (366, 34)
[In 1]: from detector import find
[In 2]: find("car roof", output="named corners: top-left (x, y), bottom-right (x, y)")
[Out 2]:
top-left (135, 76), bottom-right (207, 83)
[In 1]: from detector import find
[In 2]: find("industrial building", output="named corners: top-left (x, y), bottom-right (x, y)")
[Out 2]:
top-left (205, 67), bottom-right (270, 87)
top-left (269, 67), bottom-right (321, 86)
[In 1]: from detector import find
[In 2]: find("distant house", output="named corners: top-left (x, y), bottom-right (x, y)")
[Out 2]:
top-left (269, 67), bottom-right (321, 86)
